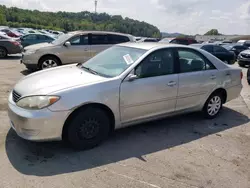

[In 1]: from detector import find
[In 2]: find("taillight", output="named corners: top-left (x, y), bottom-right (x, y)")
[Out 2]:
top-left (10, 41), bottom-right (20, 46)
top-left (241, 71), bottom-right (243, 80)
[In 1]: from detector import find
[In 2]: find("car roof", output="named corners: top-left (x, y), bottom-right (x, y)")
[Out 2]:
top-left (68, 30), bottom-right (133, 37)
top-left (118, 42), bottom-right (194, 50)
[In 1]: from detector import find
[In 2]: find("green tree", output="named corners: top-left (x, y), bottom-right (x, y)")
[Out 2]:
top-left (204, 29), bottom-right (221, 35)
top-left (0, 5), bottom-right (160, 37)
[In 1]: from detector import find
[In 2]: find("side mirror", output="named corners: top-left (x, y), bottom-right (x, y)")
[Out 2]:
top-left (64, 41), bottom-right (71, 47)
top-left (127, 74), bottom-right (138, 82)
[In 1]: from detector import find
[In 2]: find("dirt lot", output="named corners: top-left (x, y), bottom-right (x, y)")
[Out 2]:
top-left (0, 56), bottom-right (249, 188)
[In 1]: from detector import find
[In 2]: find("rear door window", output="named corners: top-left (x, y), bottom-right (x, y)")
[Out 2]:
top-left (108, 34), bottom-right (130, 44)
top-left (24, 35), bottom-right (37, 40)
top-left (90, 34), bottom-right (109, 45)
top-left (201, 45), bottom-right (213, 53)
top-left (37, 35), bottom-right (49, 40)
top-left (213, 46), bottom-right (228, 53)
top-left (178, 49), bottom-right (216, 73)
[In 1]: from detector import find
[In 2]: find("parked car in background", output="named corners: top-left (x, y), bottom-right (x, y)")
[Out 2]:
top-left (138, 37), bottom-right (159, 42)
top-left (8, 43), bottom-right (242, 150)
top-left (222, 44), bottom-right (248, 57)
top-left (0, 36), bottom-right (22, 57)
top-left (21, 31), bottom-right (135, 71)
top-left (237, 40), bottom-right (250, 48)
top-left (159, 38), bottom-right (175, 43)
top-left (1, 29), bottom-right (22, 38)
top-left (20, 34), bottom-right (55, 47)
top-left (191, 44), bottom-right (236, 64)
top-left (238, 50), bottom-right (250, 67)
top-left (135, 37), bottom-right (142, 41)
top-left (169, 37), bottom-right (198, 45)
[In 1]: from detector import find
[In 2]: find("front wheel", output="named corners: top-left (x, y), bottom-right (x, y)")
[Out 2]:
top-left (203, 93), bottom-right (223, 119)
top-left (38, 56), bottom-right (60, 70)
top-left (0, 47), bottom-right (7, 58)
top-left (66, 107), bottom-right (111, 150)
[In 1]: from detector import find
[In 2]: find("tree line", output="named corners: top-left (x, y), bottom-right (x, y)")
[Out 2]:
top-left (0, 5), bottom-right (161, 38)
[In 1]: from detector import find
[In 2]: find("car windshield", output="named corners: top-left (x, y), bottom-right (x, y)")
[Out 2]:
top-left (80, 46), bottom-right (147, 78)
top-left (51, 33), bottom-right (73, 45)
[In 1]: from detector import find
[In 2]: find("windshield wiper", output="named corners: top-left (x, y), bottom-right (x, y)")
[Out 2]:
top-left (81, 66), bottom-right (100, 76)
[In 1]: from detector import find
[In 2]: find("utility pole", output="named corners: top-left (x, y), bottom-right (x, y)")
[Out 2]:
top-left (94, 0), bottom-right (97, 13)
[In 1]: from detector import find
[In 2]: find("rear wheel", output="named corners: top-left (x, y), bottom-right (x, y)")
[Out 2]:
top-left (38, 56), bottom-right (60, 70)
top-left (66, 107), bottom-right (111, 150)
top-left (203, 93), bottom-right (223, 119)
top-left (0, 47), bottom-right (7, 58)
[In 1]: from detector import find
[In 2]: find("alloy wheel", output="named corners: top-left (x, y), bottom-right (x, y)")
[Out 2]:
top-left (41, 59), bottom-right (58, 69)
top-left (207, 96), bottom-right (221, 116)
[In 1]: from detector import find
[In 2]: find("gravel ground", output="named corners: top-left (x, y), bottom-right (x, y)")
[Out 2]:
top-left (0, 56), bottom-right (249, 188)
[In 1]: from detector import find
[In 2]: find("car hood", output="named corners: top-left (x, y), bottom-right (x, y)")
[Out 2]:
top-left (14, 65), bottom-right (108, 96)
top-left (24, 42), bottom-right (54, 50)
top-left (241, 50), bottom-right (250, 54)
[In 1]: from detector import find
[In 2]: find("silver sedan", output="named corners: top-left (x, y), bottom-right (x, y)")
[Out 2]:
top-left (8, 43), bottom-right (242, 150)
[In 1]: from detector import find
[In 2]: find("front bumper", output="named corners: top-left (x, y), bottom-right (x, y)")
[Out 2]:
top-left (8, 97), bottom-right (70, 141)
top-left (238, 55), bottom-right (250, 64)
top-left (21, 52), bottom-right (39, 68)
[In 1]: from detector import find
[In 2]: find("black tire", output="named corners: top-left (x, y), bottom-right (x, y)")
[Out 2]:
top-left (247, 68), bottom-right (250, 85)
top-left (38, 56), bottom-right (60, 70)
top-left (0, 47), bottom-right (7, 58)
top-left (203, 92), bottom-right (223, 119)
top-left (66, 107), bottom-right (110, 150)
top-left (238, 61), bottom-right (245, 67)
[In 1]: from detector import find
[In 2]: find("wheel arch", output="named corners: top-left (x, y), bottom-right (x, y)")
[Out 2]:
top-left (38, 54), bottom-right (62, 66)
top-left (62, 103), bottom-right (115, 141)
top-left (207, 88), bottom-right (227, 104)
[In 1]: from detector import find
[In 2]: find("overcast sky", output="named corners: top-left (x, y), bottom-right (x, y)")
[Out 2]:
top-left (1, 0), bottom-right (250, 35)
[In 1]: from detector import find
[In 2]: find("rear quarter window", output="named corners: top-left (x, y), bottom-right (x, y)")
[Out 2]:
top-left (108, 34), bottom-right (130, 44)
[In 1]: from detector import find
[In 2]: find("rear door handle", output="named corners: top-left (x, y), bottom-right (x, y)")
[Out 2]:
top-left (167, 81), bottom-right (176, 87)
top-left (210, 75), bottom-right (216, 80)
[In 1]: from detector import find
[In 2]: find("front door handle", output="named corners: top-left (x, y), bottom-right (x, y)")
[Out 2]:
top-left (167, 81), bottom-right (176, 87)
top-left (210, 75), bottom-right (216, 80)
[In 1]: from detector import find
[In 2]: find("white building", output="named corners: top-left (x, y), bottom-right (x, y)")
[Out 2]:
top-left (195, 35), bottom-right (242, 42)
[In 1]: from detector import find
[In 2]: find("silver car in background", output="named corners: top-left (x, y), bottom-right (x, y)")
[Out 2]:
top-left (21, 31), bottom-right (135, 70)
top-left (8, 43), bottom-right (242, 150)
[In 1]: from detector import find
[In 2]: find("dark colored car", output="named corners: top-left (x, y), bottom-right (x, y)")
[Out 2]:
top-left (191, 44), bottom-right (236, 64)
top-left (238, 50), bottom-right (250, 67)
top-left (20, 34), bottom-right (55, 47)
top-left (1, 29), bottom-right (22, 38)
top-left (169, 37), bottom-right (198, 45)
top-left (0, 34), bottom-right (23, 57)
top-left (222, 44), bottom-right (249, 57)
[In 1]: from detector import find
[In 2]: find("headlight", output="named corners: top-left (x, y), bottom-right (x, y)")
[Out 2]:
top-left (25, 50), bottom-right (37, 55)
top-left (16, 96), bottom-right (60, 110)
